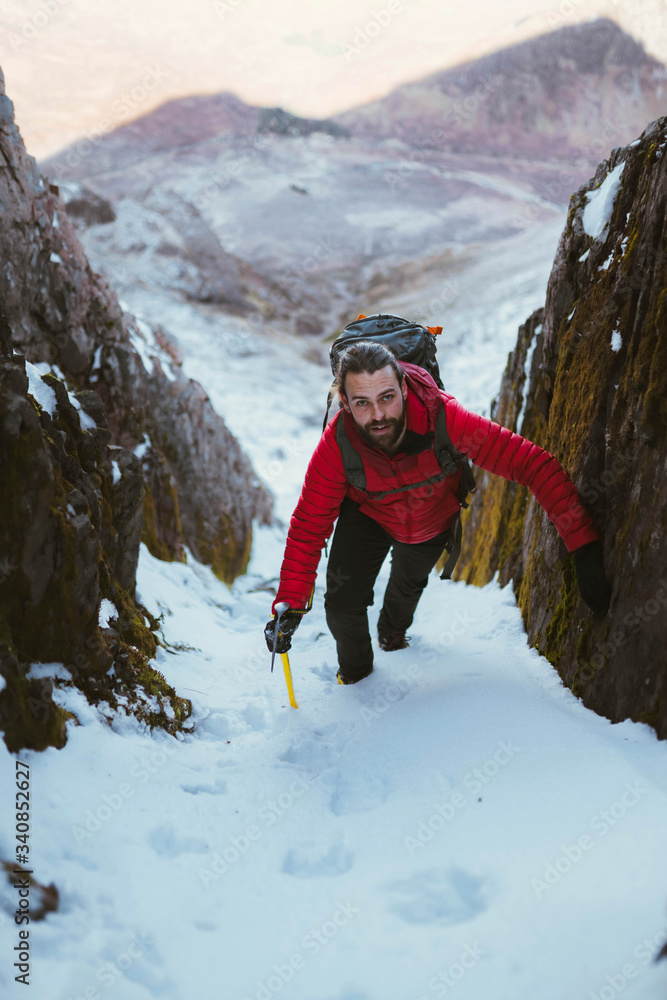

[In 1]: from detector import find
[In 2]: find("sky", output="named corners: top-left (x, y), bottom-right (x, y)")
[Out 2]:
top-left (1, 0), bottom-right (666, 160)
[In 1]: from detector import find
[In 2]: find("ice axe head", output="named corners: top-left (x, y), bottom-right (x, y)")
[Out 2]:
top-left (271, 602), bottom-right (291, 672)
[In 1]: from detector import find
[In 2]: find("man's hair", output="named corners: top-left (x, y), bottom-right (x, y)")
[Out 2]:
top-left (335, 341), bottom-right (403, 398)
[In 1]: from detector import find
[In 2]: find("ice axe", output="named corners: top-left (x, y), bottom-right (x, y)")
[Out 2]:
top-left (271, 602), bottom-right (299, 709)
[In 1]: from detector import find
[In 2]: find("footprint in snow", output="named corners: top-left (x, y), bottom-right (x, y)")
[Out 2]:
top-left (198, 710), bottom-right (230, 741)
top-left (310, 663), bottom-right (337, 684)
top-left (148, 822), bottom-right (209, 858)
top-left (278, 722), bottom-right (354, 769)
top-left (386, 867), bottom-right (488, 926)
top-left (327, 768), bottom-right (392, 816)
top-left (242, 703), bottom-right (267, 731)
top-left (282, 839), bottom-right (354, 877)
top-left (181, 773), bottom-right (227, 795)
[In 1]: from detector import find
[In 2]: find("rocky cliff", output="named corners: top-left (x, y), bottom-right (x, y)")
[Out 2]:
top-left (0, 68), bottom-right (272, 753)
top-left (456, 117), bottom-right (667, 738)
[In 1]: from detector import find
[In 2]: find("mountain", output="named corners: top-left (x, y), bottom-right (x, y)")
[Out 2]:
top-left (37, 20), bottom-right (666, 345)
top-left (335, 19), bottom-right (667, 166)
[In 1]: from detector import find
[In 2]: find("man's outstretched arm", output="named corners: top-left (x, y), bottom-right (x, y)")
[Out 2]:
top-left (444, 394), bottom-right (611, 613)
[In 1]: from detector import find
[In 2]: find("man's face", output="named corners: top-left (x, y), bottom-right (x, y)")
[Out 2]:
top-left (341, 366), bottom-right (408, 453)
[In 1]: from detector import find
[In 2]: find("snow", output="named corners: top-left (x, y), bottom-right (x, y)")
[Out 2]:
top-left (91, 345), bottom-right (103, 371)
top-left (134, 433), bottom-right (151, 460)
top-left (130, 328), bottom-right (155, 374)
top-left (515, 324), bottom-right (540, 433)
top-left (579, 248), bottom-right (590, 262)
top-left (111, 460), bottom-right (122, 484)
top-left (129, 317), bottom-right (177, 382)
top-left (98, 598), bottom-right (118, 628)
top-left (611, 329), bottom-right (623, 353)
top-left (600, 252), bottom-right (613, 270)
top-left (25, 361), bottom-right (57, 416)
top-left (3, 535), bottom-right (666, 1000)
top-left (582, 162), bottom-right (625, 240)
top-left (68, 392), bottom-right (97, 431)
top-left (2, 218), bottom-right (666, 1000)
top-left (26, 663), bottom-right (71, 681)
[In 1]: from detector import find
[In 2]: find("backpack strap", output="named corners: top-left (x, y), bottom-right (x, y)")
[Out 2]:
top-left (336, 403), bottom-right (477, 506)
top-left (336, 414), bottom-right (367, 490)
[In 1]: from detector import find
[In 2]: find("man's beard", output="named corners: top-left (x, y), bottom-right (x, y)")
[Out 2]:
top-left (355, 400), bottom-right (406, 453)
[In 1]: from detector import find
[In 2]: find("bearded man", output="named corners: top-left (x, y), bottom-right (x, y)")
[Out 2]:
top-left (265, 340), bottom-right (611, 684)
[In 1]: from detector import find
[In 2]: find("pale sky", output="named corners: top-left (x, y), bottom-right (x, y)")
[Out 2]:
top-left (1, 0), bottom-right (665, 158)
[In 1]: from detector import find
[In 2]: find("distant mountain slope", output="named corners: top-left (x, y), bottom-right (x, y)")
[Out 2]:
top-left (335, 19), bottom-right (667, 164)
top-left (38, 19), bottom-right (666, 342)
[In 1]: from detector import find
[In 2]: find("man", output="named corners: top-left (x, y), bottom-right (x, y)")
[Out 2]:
top-left (265, 340), bottom-right (611, 684)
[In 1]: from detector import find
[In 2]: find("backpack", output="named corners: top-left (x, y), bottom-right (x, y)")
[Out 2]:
top-left (325, 313), bottom-right (476, 579)
top-left (330, 313), bottom-right (444, 388)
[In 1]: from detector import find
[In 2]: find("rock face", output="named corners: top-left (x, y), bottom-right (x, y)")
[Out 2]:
top-left (456, 118), bottom-right (667, 738)
top-left (257, 107), bottom-right (350, 139)
top-left (0, 68), bottom-right (272, 752)
top-left (59, 182), bottom-right (116, 226)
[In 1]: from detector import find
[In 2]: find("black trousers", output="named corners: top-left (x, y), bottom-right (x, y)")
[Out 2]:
top-left (324, 499), bottom-right (451, 679)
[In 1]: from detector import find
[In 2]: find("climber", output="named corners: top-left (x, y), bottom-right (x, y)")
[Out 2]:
top-left (264, 340), bottom-right (612, 685)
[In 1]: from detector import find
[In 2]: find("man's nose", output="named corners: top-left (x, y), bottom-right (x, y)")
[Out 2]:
top-left (371, 401), bottom-right (385, 421)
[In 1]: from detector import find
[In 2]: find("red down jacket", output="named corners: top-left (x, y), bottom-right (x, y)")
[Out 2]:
top-left (273, 364), bottom-right (598, 611)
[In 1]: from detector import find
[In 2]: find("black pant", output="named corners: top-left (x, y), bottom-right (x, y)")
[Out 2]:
top-left (324, 499), bottom-right (451, 679)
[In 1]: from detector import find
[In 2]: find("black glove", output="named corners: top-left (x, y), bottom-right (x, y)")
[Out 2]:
top-left (573, 540), bottom-right (612, 615)
top-left (264, 610), bottom-right (302, 654)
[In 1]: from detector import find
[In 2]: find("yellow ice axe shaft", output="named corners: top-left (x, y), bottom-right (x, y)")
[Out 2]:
top-left (281, 652), bottom-right (298, 709)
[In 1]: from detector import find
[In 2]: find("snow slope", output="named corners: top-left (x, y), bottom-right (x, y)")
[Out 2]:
top-left (2, 230), bottom-right (667, 1000)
